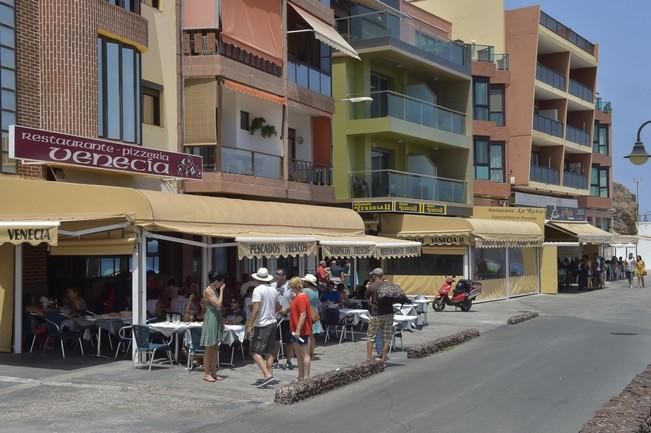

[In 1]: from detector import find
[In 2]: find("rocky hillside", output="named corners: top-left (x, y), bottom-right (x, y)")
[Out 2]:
top-left (613, 182), bottom-right (638, 235)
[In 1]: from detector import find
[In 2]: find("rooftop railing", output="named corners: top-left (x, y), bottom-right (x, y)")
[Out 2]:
top-left (539, 11), bottom-right (595, 55)
top-left (595, 98), bottom-right (612, 113)
top-left (470, 44), bottom-right (509, 70)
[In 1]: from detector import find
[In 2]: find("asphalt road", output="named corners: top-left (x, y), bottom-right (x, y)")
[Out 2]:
top-left (192, 287), bottom-right (651, 433)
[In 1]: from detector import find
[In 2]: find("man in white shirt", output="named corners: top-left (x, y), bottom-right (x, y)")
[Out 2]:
top-left (248, 267), bottom-right (280, 388)
top-left (271, 269), bottom-right (294, 369)
top-left (627, 253), bottom-right (637, 288)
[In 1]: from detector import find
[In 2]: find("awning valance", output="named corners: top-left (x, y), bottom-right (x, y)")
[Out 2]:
top-left (288, 3), bottom-right (360, 60)
top-left (236, 236), bottom-right (318, 260)
top-left (546, 222), bottom-right (614, 244)
top-left (368, 236), bottom-right (421, 258)
top-left (0, 221), bottom-right (59, 246)
top-left (50, 237), bottom-right (136, 256)
top-left (608, 234), bottom-right (638, 247)
top-left (380, 214), bottom-right (543, 248)
top-left (223, 80), bottom-right (286, 105)
top-left (318, 235), bottom-right (421, 259)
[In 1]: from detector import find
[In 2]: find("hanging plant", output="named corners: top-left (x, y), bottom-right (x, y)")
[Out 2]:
top-left (249, 117), bottom-right (266, 135)
top-left (260, 124), bottom-right (278, 138)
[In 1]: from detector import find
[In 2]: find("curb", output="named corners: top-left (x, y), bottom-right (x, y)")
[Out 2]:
top-left (580, 364), bottom-right (651, 433)
top-left (507, 311), bottom-right (539, 325)
top-left (274, 360), bottom-right (384, 405)
top-left (406, 329), bottom-right (480, 359)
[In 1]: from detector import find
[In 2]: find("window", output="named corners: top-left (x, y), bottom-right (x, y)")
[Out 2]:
top-left (240, 111), bottom-right (250, 131)
top-left (489, 85), bottom-right (505, 126)
top-left (593, 121), bottom-right (609, 155)
top-left (97, 36), bottom-right (142, 144)
top-left (0, 0), bottom-right (14, 174)
top-left (473, 78), bottom-right (489, 121)
top-left (143, 0), bottom-right (160, 8)
top-left (142, 83), bottom-right (161, 126)
top-left (591, 165), bottom-right (609, 198)
top-left (386, 253), bottom-right (463, 276)
top-left (531, 151), bottom-right (541, 166)
top-left (107, 0), bottom-right (140, 14)
top-left (147, 239), bottom-right (160, 273)
top-left (474, 138), bottom-right (504, 182)
top-left (594, 217), bottom-right (611, 232)
top-left (288, 128), bottom-right (296, 161)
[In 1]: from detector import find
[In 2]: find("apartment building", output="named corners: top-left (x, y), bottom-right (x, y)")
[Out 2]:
top-left (181, 0), bottom-right (358, 203)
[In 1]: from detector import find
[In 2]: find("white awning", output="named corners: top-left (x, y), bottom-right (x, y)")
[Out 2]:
top-left (289, 3), bottom-right (360, 60)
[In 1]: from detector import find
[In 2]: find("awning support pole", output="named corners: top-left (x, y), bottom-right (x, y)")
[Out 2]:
top-left (131, 233), bottom-right (147, 359)
top-left (505, 247), bottom-right (511, 299)
top-left (13, 245), bottom-right (22, 354)
top-left (201, 236), bottom-right (210, 289)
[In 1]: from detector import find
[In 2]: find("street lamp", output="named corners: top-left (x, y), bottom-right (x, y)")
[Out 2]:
top-left (625, 120), bottom-right (651, 165)
top-left (338, 96), bottom-right (373, 103)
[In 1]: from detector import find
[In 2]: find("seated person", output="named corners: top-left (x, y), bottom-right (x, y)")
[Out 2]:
top-left (24, 294), bottom-right (45, 318)
top-left (223, 298), bottom-right (246, 325)
top-left (182, 291), bottom-right (202, 322)
top-left (320, 283), bottom-right (348, 305)
top-left (63, 287), bottom-right (87, 315)
top-left (169, 287), bottom-right (189, 315)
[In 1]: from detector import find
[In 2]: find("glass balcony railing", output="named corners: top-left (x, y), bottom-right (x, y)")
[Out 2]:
top-left (185, 145), bottom-right (216, 171)
top-left (470, 44), bottom-right (509, 70)
top-left (563, 171), bottom-right (588, 189)
top-left (349, 169), bottom-right (467, 203)
top-left (289, 159), bottom-right (333, 186)
top-left (569, 79), bottom-right (593, 102)
top-left (533, 114), bottom-right (564, 138)
top-left (335, 11), bottom-right (470, 74)
top-left (595, 98), bottom-right (612, 113)
top-left (287, 57), bottom-right (332, 97)
top-left (540, 11), bottom-right (595, 56)
top-left (351, 90), bottom-right (466, 135)
top-left (536, 63), bottom-right (565, 90)
top-left (530, 164), bottom-right (560, 185)
top-left (565, 125), bottom-right (590, 147)
top-left (221, 146), bottom-right (282, 179)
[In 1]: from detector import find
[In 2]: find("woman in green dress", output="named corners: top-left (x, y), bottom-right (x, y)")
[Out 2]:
top-left (201, 271), bottom-right (225, 382)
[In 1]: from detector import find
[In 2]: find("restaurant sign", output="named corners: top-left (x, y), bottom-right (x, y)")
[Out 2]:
top-left (237, 238), bottom-right (318, 260)
top-left (374, 244), bottom-right (421, 258)
top-left (321, 243), bottom-right (374, 259)
top-left (353, 200), bottom-right (447, 216)
top-left (0, 224), bottom-right (58, 246)
top-left (546, 205), bottom-right (586, 222)
top-left (9, 125), bottom-right (203, 180)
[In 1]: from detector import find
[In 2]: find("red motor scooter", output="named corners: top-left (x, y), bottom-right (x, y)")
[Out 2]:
top-left (433, 276), bottom-right (482, 312)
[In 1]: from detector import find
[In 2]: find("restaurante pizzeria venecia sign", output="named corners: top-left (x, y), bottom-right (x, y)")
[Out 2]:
top-left (9, 125), bottom-right (203, 180)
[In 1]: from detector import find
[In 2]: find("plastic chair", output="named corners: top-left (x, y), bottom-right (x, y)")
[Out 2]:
top-left (185, 327), bottom-right (205, 373)
top-left (322, 307), bottom-right (343, 343)
top-left (114, 325), bottom-right (132, 360)
top-left (389, 323), bottom-right (404, 352)
top-left (25, 313), bottom-right (44, 352)
top-left (44, 319), bottom-right (84, 359)
top-left (132, 325), bottom-right (173, 370)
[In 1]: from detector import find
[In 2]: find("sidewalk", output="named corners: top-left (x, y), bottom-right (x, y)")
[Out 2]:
top-left (0, 292), bottom-right (572, 433)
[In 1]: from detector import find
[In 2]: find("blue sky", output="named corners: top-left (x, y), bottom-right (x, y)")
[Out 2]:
top-left (505, 0), bottom-right (651, 217)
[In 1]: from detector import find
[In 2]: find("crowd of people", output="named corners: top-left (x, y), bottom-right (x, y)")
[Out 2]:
top-left (558, 253), bottom-right (646, 290)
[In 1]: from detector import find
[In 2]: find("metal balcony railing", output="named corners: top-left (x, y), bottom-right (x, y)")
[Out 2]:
top-left (349, 169), bottom-right (467, 203)
top-left (289, 159), bottom-right (333, 186)
top-left (533, 114), bottom-right (564, 138)
top-left (350, 90), bottom-right (466, 135)
top-left (530, 164), bottom-right (560, 185)
top-left (563, 171), bottom-right (588, 189)
top-left (539, 11), bottom-right (595, 55)
top-left (569, 79), bottom-right (593, 102)
top-left (595, 97), bottom-right (612, 113)
top-left (536, 63), bottom-right (565, 90)
top-left (221, 146), bottom-right (282, 179)
top-left (335, 11), bottom-right (470, 74)
top-left (470, 44), bottom-right (509, 70)
top-left (565, 125), bottom-right (591, 147)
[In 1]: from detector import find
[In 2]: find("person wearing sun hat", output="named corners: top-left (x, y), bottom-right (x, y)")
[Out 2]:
top-left (249, 267), bottom-right (280, 388)
top-left (300, 274), bottom-right (322, 358)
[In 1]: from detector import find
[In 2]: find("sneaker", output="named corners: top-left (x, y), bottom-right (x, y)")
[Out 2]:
top-left (256, 376), bottom-right (276, 388)
top-left (286, 361), bottom-right (294, 370)
top-left (254, 378), bottom-right (265, 385)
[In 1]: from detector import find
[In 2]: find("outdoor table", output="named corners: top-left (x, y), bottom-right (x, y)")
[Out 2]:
top-left (393, 314), bottom-right (418, 330)
top-left (338, 308), bottom-right (370, 326)
top-left (62, 314), bottom-right (130, 357)
top-left (149, 321), bottom-right (201, 361)
top-left (412, 299), bottom-right (432, 325)
top-left (393, 303), bottom-right (416, 316)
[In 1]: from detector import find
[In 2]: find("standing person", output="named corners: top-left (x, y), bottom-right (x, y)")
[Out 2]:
top-left (344, 259), bottom-right (353, 296)
top-left (272, 269), bottom-right (294, 369)
top-left (636, 255), bottom-right (646, 288)
top-left (301, 274), bottom-right (323, 358)
top-left (365, 268), bottom-right (393, 366)
top-left (200, 271), bottom-right (225, 383)
top-left (627, 253), bottom-right (637, 288)
top-left (329, 260), bottom-right (344, 284)
top-left (248, 268), bottom-right (279, 388)
top-left (593, 254), bottom-right (602, 289)
top-left (288, 277), bottom-right (313, 381)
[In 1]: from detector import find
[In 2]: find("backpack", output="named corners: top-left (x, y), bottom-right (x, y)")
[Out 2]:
top-left (376, 282), bottom-right (410, 304)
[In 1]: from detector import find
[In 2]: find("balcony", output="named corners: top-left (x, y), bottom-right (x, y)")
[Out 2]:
top-left (595, 98), bottom-right (612, 113)
top-left (352, 90), bottom-right (466, 135)
top-left (221, 146), bottom-right (282, 179)
top-left (349, 169), bottom-right (467, 203)
top-left (533, 114), bottom-right (563, 138)
top-left (185, 145), bottom-right (216, 171)
top-left (539, 11), bottom-right (595, 56)
top-left (289, 159), bottom-right (333, 186)
top-left (335, 11), bottom-right (470, 74)
top-left (470, 44), bottom-right (510, 70)
top-left (565, 125), bottom-right (590, 147)
top-left (569, 79), bottom-right (593, 103)
top-left (563, 171), bottom-right (588, 189)
top-left (530, 164), bottom-right (560, 185)
top-left (288, 57), bottom-right (331, 97)
top-left (536, 63), bottom-right (565, 91)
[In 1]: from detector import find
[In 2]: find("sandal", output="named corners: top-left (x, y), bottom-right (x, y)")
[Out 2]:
top-left (212, 374), bottom-right (225, 381)
top-left (203, 376), bottom-right (216, 383)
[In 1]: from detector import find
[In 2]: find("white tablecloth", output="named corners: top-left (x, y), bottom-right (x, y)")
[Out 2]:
top-left (339, 308), bottom-right (370, 326)
top-left (393, 303), bottom-right (416, 316)
top-left (149, 322), bottom-right (246, 346)
top-left (393, 314), bottom-right (418, 329)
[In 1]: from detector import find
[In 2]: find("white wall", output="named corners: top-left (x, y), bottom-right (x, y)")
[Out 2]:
top-left (637, 222), bottom-right (651, 269)
top-left (221, 88), bottom-right (283, 156)
top-left (288, 109), bottom-right (313, 162)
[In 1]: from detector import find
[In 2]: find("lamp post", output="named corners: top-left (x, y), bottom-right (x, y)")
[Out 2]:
top-left (625, 120), bottom-right (651, 165)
